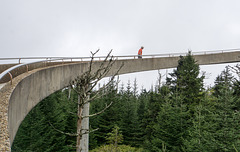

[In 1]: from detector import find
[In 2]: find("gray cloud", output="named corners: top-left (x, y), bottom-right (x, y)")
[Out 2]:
top-left (1, 0), bottom-right (240, 88)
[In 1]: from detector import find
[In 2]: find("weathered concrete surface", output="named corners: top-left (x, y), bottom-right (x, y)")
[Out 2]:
top-left (0, 51), bottom-right (240, 151)
top-left (0, 61), bottom-right (80, 84)
top-left (0, 83), bottom-right (6, 90)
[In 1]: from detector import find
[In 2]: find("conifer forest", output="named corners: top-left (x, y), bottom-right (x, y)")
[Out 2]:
top-left (12, 52), bottom-right (240, 152)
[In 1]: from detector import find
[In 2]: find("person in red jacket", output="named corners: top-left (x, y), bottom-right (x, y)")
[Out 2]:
top-left (138, 46), bottom-right (144, 58)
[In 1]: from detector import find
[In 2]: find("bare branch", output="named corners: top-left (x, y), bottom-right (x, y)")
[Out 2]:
top-left (70, 86), bottom-right (81, 95)
top-left (49, 122), bottom-right (78, 137)
top-left (88, 51), bottom-right (117, 81)
top-left (88, 49), bottom-right (100, 79)
top-left (67, 50), bottom-right (124, 151)
top-left (82, 102), bottom-right (113, 119)
top-left (88, 128), bottom-right (99, 134)
top-left (80, 128), bottom-right (99, 135)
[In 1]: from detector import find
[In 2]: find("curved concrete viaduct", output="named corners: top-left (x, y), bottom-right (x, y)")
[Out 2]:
top-left (0, 51), bottom-right (240, 151)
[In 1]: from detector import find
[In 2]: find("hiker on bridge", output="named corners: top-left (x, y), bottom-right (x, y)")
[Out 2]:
top-left (138, 46), bottom-right (144, 58)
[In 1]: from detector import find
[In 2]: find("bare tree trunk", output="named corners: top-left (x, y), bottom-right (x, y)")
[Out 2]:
top-left (76, 95), bottom-right (90, 152)
top-left (76, 95), bottom-right (83, 152)
top-left (80, 101), bottom-right (89, 152)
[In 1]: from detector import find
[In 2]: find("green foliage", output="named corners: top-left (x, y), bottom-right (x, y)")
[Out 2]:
top-left (182, 94), bottom-right (217, 152)
top-left (211, 85), bottom-right (240, 151)
top-left (142, 91), bottom-right (166, 149)
top-left (147, 95), bottom-right (190, 152)
top-left (167, 51), bottom-right (205, 104)
top-left (89, 83), bottom-right (121, 148)
top-left (90, 145), bottom-right (143, 152)
top-left (213, 66), bottom-right (234, 97)
top-left (119, 82), bottom-right (142, 147)
top-left (12, 90), bottom-right (77, 152)
top-left (106, 125), bottom-right (123, 146)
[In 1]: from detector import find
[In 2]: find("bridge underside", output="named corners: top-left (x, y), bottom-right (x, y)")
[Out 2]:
top-left (0, 51), bottom-right (240, 151)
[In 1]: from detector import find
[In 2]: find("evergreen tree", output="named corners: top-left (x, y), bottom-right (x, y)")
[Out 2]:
top-left (12, 90), bottom-right (76, 152)
top-left (148, 92), bottom-right (189, 152)
top-left (166, 51), bottom-right (205, 104)
top-left (213, 66), bottom-right (233, 97)
top-left (136, 89), bottom-right (150, 146)
top-left (133, 78), bottom-right (138, 97)
top-left (119, 81), bottom-right (140, 147)
top-left (89, 81), bottom-right (121, 149)
top-left (182, 91), bottom-right (217, 152)
top-left (211, 82), bottom-right (240, 151)
top-left (143, 87), bottom-right (171, 151)
top-left (106, 125), bottom-right (123, 147)
top-left (147, 52), bottom-right (205, 151)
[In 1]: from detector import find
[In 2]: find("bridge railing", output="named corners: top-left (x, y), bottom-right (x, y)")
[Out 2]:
top-left (0, 48), bottom-right (240, 84)
top-left (0, 58), bottom-right (67, 84)
top-left (1, 48), bottom-right (240, 64)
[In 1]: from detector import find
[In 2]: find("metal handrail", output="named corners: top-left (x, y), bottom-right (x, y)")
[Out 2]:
top-left (0, 48), bottom-right (240, 84)
top-left (0, 58), bottom-right (64, 84)
top-left (1, 48), bottom-right (240, 64)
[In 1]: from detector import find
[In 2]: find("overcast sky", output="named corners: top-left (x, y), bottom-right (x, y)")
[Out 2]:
top-left (1, 0), bottom-right (240, 89)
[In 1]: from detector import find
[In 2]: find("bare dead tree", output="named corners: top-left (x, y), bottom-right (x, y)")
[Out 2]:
top-left (69, 50), bottom-right (123, 152)
top-left (156, 70), bottom-right (165, 92)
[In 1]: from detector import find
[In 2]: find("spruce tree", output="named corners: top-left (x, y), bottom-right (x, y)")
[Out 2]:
top-left (136, 89), bottom-right (150, 146)
top-left (142, 86), bottom-right (171, 151)
top-left (148, 51), bottom-right (205, 151)
top-left (149, 92), bottom-right (189, 152)
top-left (89, 82), bottom-right (120, 149)
top-left (166, 51), bottom-right (205, 104)
top-left (213, 66), bottom-right (233, 97)
top-left (119, 81), bottom-right (140, 147)
top-left (211, 81), bottom-right (240, 151)
top-left (12, 90), bottom-right (76, 152)
top-left (182, 91), bottom-right (217, 152)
